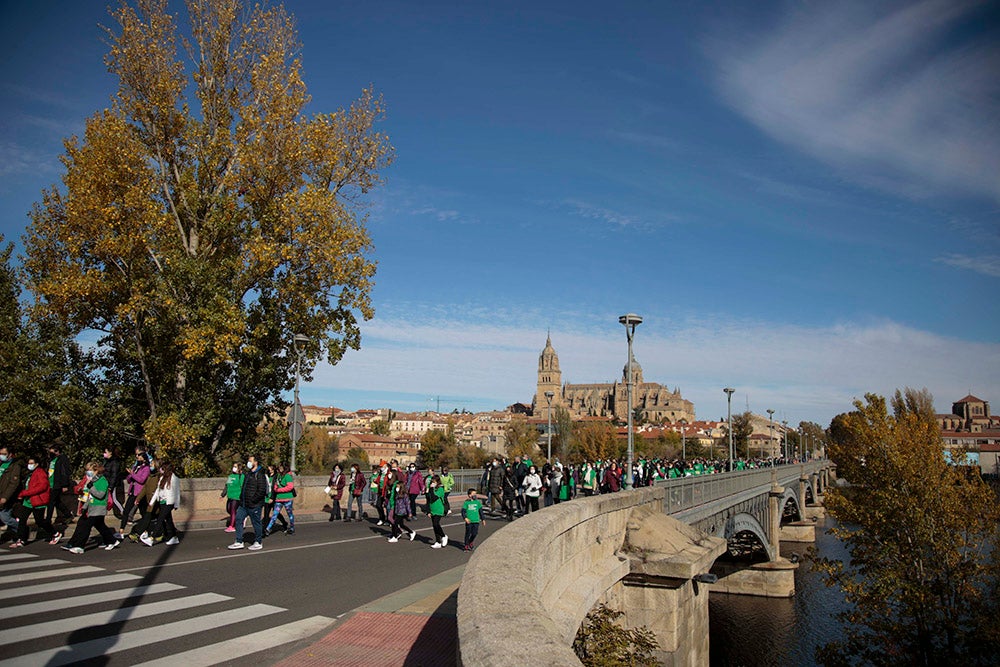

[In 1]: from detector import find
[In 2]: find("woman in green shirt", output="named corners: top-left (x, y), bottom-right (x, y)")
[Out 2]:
top-left (265, 463), bottom-right (295, 536)
top-left (427, 474), bottom-right (447, 548)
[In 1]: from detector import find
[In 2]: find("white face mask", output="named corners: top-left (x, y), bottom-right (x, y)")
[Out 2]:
top-left (27, 463), bottom-right (37, 471)
top-left (232, 466), bottom-right (239, 473)
top-left (0, 454), bottom-right (9, 462)
top-left (86, 470), bottom-right (95, 479)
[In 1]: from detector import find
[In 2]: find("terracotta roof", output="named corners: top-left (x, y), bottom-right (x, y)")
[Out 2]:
top-left (954, 394), bottom-right (987, 404)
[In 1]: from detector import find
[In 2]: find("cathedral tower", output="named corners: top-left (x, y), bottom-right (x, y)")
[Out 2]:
top-left (533, 333), bottom-right (562, 420)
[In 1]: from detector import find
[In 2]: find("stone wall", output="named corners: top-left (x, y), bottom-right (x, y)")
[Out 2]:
top-left (456, 487), bottom-right (725, 667)
top-left (171, 475), bottom-right (333, 524)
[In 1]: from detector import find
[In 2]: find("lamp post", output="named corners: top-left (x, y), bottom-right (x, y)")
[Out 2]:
top-left (619, 313), bottom-right (642, 489)
top-left (766, 409), bottom-right (775, 463)
top-left (289, 333), bottom-right (310, 474)
top-left (724, 388), bottom-right (735, 469)
top-left (545, 390), bottom-right (555, 462)
top-left (681, 420), bottom-right (686, 461)
top-left (782, 420), bottom-right (788, 462)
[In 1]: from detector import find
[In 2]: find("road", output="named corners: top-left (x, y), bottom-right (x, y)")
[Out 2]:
top-left (0, 511), bottom-right (502, 666)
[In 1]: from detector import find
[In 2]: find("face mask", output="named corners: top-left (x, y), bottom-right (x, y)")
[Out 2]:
top-left (86, 470), bottom-right (95, 479)
top-left (0, 454), bottom-right (8, 462)
top-left (246, 461), bottom-right (253, 470)
top-left (232, 466), bottom-right (239, 473)
top-left (529, 468), bottom-right (536, 474)
top-left (103, 452), bottom-right (111, 459)
top-left (27, 463), bottom-right (37, 471)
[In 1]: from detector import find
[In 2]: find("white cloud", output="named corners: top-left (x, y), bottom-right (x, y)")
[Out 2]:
top-left (706, 0), bottom-right (1000, 202)
top-left (935, 253), bottom-right (1000, 278)
top-left (303, 305), bottom-right (1000, 426)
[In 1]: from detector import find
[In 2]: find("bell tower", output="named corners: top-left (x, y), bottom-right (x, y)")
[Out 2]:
top-left (533, 333), bottom-right (562, 420)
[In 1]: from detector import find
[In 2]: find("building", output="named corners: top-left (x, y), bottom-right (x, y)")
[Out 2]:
top-left (531, 334), bottom-right (695, 424)
top-left (937, 394), bottom-right (1000, 474)
top-left (338, 433), bottom-right (420, 465)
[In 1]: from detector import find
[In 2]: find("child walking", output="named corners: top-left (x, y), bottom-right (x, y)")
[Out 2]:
top-left (462, 488), bottom-right (484, 552)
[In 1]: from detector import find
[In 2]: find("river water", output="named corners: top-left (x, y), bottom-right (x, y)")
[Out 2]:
top-left (709, 515), bottom-right (849, 666)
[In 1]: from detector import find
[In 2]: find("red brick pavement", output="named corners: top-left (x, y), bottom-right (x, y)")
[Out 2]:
top-left (272, 611), bottom-right (457, 667)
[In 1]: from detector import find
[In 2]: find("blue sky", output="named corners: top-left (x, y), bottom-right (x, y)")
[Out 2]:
top-left (2, 0), bottom-right (998, 427)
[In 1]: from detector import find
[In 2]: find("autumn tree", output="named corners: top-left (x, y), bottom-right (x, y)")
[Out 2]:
top-left (815, 388), bottom-right (1000, 665)
top-left (505, 418), bottom-right (541, 460)
top-left (729, 411), bottom-right (754, 458)
top-left (573, 421), bottom-right (622, 463)
top-left (22, 0), bottom-right (393, 473)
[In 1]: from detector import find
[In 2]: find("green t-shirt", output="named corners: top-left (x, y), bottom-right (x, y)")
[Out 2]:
top-left (225, 473), bottom-right (244, 500)
top-left (275, 473), bottom-right (295, 501)
top-left (428, 487), bottom-right (445, 516)
top-left (88, 475), bottom-right (109, 508)
top-left (462, 498), bottom-right (483, 523)
top-left (440, 473), bottom-right (455, 492)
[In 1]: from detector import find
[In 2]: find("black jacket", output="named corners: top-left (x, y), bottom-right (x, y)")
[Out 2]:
top-left (0, 458), bottom-right (23, 504)
top-left (240, 466), bottom-right (268, 508)
top-left (50, 454), bottom-right (72, 490)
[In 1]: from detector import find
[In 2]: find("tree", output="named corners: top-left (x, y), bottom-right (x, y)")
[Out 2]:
top-left (505, 418), bottom-right (541, 460)
top-left (573, 421), bottom-right (621, 463)
top-left (573, 603), bottom-right (659, 667)
top-left (369, 419), bottom-right (390, 436)
top-left (815, 388), bottom-right (1000, 665)
top-left (21, 0), bottom-right (393, 473)
top-left (730, 411), bottom-right (754, 458)
top-left (420, 427), bottom-right (454, 469)
top-left (552, 406), bottom-right (574, 461)
top-left (343, 446), bottom-right (369, 468)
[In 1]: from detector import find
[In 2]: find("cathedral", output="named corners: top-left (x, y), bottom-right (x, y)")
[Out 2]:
top-left (531, 334), bottom-right (695, 424)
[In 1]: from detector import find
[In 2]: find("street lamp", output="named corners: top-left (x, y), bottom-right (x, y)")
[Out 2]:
top-left (767, 409), bottom-right (775, 463)
top-left (724, 388), bottom-right (735, 469)
top-left (289, 333), bottom-right (310, 474)
top-left (619, 313), bottom-right (642, 489)
top-left (782, 420), bottom-right (788, 462)
top-left (545, 391), bottom-right (555, 462)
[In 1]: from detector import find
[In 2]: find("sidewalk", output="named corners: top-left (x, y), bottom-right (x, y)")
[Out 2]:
top-left (274, 564), bottom-right (464, 667)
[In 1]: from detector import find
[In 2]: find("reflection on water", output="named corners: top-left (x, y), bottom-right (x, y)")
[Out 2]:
top-left (709, 516), bottom-right (849, 666)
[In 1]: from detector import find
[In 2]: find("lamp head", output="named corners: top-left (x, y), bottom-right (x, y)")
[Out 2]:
top-left (618, 313), bottom-right (642, 327)
top-left (545, 391), bottom-right (554, 400)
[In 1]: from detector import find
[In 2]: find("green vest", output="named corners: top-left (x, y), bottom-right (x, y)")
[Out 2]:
top-left (428, 487), bottom-right (445, 516)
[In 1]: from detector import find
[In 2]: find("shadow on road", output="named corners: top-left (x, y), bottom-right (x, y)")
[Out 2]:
top-left (402, 591), bottom-right (459, 667)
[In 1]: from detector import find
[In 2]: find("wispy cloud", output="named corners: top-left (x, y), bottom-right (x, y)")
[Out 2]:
top-left (305, 305), bottom-right (1000, 425)
top-left (706, 0), bottom-right (1000, 202)
top-left (410, 206), bottom-right (460, 222)
top-left (935, 253), bottom-right (1000, 278)
top-left (556, 198), bottom-right (676, 231)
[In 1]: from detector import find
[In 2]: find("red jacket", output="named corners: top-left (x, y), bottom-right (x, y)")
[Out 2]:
top-left (19, 467), bottom-right (51, 507)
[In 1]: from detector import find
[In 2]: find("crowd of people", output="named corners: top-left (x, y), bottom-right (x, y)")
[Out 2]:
top-left (1, 438), bottom-right (796, 554)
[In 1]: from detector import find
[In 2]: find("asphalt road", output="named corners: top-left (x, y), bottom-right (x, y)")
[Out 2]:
top-left (1, 511), bottom-right (504, 666)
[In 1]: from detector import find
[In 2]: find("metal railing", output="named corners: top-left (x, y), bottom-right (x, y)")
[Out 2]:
top-left (655, 461), bottom-right (827, 516)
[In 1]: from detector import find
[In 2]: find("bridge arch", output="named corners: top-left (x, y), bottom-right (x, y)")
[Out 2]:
top-left (720, 511), bottom-right (772, 561)
top-left (779, 487), bottom-right (801, 522)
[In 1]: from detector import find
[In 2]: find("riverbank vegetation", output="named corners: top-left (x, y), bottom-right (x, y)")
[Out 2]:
top-left (819, 388), bottom-right (1000, 665)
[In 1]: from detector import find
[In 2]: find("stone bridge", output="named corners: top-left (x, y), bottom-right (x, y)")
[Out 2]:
top-left (457, 460), bottom-right (835, 667)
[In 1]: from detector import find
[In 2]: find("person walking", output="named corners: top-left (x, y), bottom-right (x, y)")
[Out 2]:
top-left (387, 476), bottom-right (416, 543)
top-left (440, 466), bottom-right (455, 515)
top-left (228, 455), bottom-right (267, 551)
top-left (326, 464), bottom-right (346, 522)
top-left (461, 488), bottom-right (484, 551)
top-left (10, 456), bottom-right (57, 547)
top-left (427, 474), bottom-right (447, 548)
top-left (265, 463), bottom-right (295, 536)
top-left (0, 445), bottom-right (24, 543)
top-left (221, 462), bottom-right (243, 532)
top-left (45, 441), bottom-right (74, 528)
top-left (261, 464), bottom-right (286, 533)
top-left (405, 464), bottom-right (425, 520)
top-left (142, 462), bottom-right (181, 546)
top-left (346, 464), bottom-right (366, 522)
top-left (487, 458), bottom-right (504, 516)
top-left (120, 450), bottom-right (151, 529)
top-left (63, 461), bottom-right (121, 553)
top-left (521, 465), bottom-right (543, 513)
top-left (126, 455), bottom-right (162, 544)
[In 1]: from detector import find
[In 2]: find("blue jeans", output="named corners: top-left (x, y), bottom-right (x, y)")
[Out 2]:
top-left (235, 504), bottom-right (262, 544)
top-left (0, 505), bottom-right (17, 531)
top-left (267, 500), bottom-right (294, 530)
top-left (347, 494), bottom-right (364, 520)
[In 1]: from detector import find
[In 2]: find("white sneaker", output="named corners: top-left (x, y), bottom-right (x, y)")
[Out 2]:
top-left (431, 542), bottom-right (443, 549)
top-left (105, 540), bottom-right (122, 551)
top-left (140, 535), bottom-right (154, 547)
top-left (227, 542), bottom-right (244, 550)
top-left (140, 532), bottom-right (149, 540)
top-left (248, 542), bottom-right (262, 551)
top-left (442, 535), bottom-right (448, 547)
top-left (376, 520), bottom-right (385, 526)
top-left (68, 546), bottom-right (85, 554)
top-left (165, 537), bottom-right (180, 545)
top-left (387, 536), bottom-right (399, 543)
top-left (409, 531), bottom-right (416, 541)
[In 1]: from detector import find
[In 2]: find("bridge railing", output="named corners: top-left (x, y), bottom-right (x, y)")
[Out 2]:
top-left (654, 461), bottom-right (826, 516)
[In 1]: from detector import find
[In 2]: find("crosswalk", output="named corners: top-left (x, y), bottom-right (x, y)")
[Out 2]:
top-left (0, 551), bottom-right (334, 666)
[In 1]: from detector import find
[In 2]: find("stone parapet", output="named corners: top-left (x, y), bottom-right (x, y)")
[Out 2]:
top-left (172, 475), bottom-right (333, 524)
top-left (457, 486), bottom-right (724, 667)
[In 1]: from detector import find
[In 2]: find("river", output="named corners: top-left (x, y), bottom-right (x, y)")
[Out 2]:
top-left (709, 515), bottom-right (849, 666)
